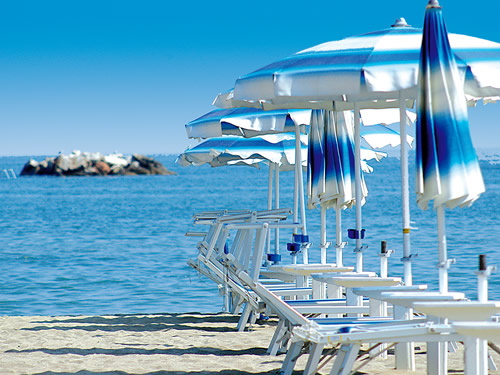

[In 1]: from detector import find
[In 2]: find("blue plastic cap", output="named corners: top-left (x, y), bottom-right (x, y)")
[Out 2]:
top-left (267, 253), bottom-right (282, 262)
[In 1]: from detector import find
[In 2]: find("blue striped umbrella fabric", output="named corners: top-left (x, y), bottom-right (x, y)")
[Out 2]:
top-left (307, 110), bottom-right (367, 210)
top-left (416, 0), bottom-right (485, 299)
top-left (416, 2), bottom-right (485, 210)
top-left (224, 20), bottom-right (500, 109)
top-left (177, 133), bottom-right (307, 171)
top-left (185, 107), bottom-right (312, 139)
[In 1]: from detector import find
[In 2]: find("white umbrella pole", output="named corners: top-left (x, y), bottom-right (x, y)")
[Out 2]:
top-left (274, 163), bottom-right (280, 258)
top-left (264, 163), bottom-right (274, 265)
top-left (295, 124), bottom-right (308, 264)
top-left (268, 163), bottom-right (273, 210)
top-left (400, 92), bottom-right (413, 285)
top-left (293, 127), bottom-right (300, 235)
top-left (336, 207), bottom-right (343, 267)
top-left (354, 104), bottom-right (363, 272)
top-left (320, 205), bottom-right (327, 264)
top-left (437, 204), bottom-right (448, 293)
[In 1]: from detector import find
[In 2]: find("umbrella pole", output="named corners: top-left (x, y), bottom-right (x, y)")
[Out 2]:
top-left (320, 205), bottom-right (327, 264)
top-left (293, 128), bottom-right (300, 235)
top-left (400, 93), bottom-right (413, 286)
top-left (354, 104), bottom-right (363, 272)
top-left (295, 124), bottom-right (309, 264)
top-left (336, 206), bottom-right (343, 267)
top-left (437, 204), bottom-right (448, 293)
top-left (274, 164), bottom-right (280, 259)
top-left (266, 163), bottom-right (274, 265)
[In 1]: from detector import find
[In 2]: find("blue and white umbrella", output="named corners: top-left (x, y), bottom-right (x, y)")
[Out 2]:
top-left (416, 0), bottom-right (485, 296)
top-left (308, 110), bottom-right (368, 266)
top-left (177, 133), bottom-right (307, 172)
top-left (184, 107), bottom-right (313, 262)
top-left (217, 16), bottom-right (500, 283)
top-left (178, 133), bottom-right (308, 264)
top-left (307, 110), bottom-right (392, 266)
top-left (186, 107), bottom-right (311, 139)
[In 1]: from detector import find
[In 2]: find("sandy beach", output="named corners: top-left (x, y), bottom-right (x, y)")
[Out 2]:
top-left (0, 313), bottom-right (498, 375)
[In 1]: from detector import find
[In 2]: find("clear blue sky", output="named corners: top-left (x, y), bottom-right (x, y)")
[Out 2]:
top-left (0, 0), bottom-right (499, 156)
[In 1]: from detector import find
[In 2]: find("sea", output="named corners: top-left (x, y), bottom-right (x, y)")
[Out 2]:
top-left (0, 154), bottom-right (499, 316)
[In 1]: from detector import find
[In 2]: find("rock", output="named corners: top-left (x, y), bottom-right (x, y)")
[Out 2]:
top-left (95, 161), bottom-right (111, 175)
top-left (132, 154), bottom-right (175, 175)
top-left (20, 159), bottom-right (40, 176)
top-left (19, 152), bottom-right (175, 177)
top-left (123, 161), bottom-right (150, 175)
top-left (104, 154), bottom-right (128, 167)
top-left (37, 158), bottom-right (56, 175)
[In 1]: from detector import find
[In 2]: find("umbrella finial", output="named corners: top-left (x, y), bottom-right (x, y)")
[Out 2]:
top-left (391, 18), bottom-right (410, 27)
top-left (427, 0), bottom-right (441, 8)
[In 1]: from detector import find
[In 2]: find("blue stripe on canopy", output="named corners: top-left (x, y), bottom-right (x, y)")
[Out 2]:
top-left (416, 3), bottom-right (485, 210)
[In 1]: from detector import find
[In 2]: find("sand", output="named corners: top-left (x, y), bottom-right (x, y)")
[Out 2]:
top-left (0, 313), bottom-right (499, 375)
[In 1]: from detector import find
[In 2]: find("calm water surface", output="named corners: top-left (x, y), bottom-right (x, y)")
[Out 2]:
top-left (0, 155), bottom-right (498, 315)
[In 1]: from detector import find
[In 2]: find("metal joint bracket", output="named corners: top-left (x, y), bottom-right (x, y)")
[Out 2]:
top-left (301, 242), bottom-right (312, 250)
top-left (379, 249), bottom-right (395, 258)
top-left (401, 253), bottom-right (418, 262)
top-left (320, 241), bottom-right (332, 249)
top-left (335, 241), bottom-right (348, 249)
top-left (436, 258), bottom-right (455, 269)
top-left (353, 245), bottom-right (368, 253)
top-left (475, 265), bottom-right (497, 277)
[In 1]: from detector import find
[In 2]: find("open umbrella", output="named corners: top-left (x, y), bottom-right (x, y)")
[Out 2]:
top-left (186, 107), bottom-right (313, 261)
top-left (178, 133), bottom-right (308, 263)
top-left (177, 133), bottom-right (307, 171)
top-left (416, 0), bottom-right (485, 293)
top-left (217, 16), bottom-right (500, 286)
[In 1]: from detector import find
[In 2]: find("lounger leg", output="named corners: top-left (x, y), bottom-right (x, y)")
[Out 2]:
top-left (329, 343), bottom-right (360, 375)
top-left (427, 317), bottom-right (447, 375)
top-left (346, 289), bottom-right (362, 317)
top-left (327, 284), bottom-right (342, 318)
top-left (369, 299), bottom-right (387, 359)
top-left (394, 305), bottom-right (415, 371)
top-left (268, 319), bottom-right (286, 355)
top-left (280, 340), bottom-right (303, 375)
top-left (304, 343), bottom-right (325, 375)
top-left (237, 303), bottom-right (252, 332)
top-left (312, 279), bottom-right (323, 299)
top-left (464, 337), bottom-right (480, 375)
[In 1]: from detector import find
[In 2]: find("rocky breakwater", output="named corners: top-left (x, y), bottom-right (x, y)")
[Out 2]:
top-left (20, 151), bottom-right (176, 177)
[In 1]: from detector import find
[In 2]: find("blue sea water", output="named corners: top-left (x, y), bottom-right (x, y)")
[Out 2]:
top-left (0, 154), bottom-right (499, 316)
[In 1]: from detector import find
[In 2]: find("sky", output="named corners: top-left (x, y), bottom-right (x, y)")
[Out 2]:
top-left (0, 0), bottom-right (499, 156)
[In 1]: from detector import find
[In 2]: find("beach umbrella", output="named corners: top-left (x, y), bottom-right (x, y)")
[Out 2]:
top-left (308, 110), bottom-right (366, 267)
top-left (416, 0), bottom-right (485, 295)
top-left (185, 107), bottom-right (312, 260)
top-left (178, 133), bottom-right (308, 262)
top-left (185, 107), bottom-right (311, 139)
top-left (177, 133), bottom-right (307, 171)
top-left (216, 16), bottom-right (500, 284)
top-left (308, 110), bottom-right (393, 267)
